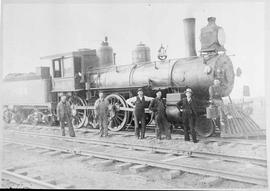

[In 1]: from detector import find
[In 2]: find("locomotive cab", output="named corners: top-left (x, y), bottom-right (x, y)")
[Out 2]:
top-left (42, 49), bottom-right (98, 92)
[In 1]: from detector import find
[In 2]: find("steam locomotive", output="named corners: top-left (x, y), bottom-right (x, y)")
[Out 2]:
top-left (2, 17), bottom-right (235, 137)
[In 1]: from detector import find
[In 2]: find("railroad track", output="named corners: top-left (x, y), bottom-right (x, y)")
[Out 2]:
top-left (3, 130), bottom-right (268, 186)
top-left (2, 169), bottom-right (71, 189)
top-left (5, 129), bottom-right (267, 167)
top-left (5, 123), bottom-right (267, 148)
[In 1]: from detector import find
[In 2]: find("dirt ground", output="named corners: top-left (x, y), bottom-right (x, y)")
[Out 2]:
top-left (2, 142), bottom-right (263, 189)
top-left (1, 126), bottom-right (268, 190)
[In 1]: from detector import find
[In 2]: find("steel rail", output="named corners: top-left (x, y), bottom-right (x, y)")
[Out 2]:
top-left (3, 138), bottom-right (267, 186)
top-left (2, 170), bottom-right (62, 189)
top-left (6, 123), bottom-right (267, 147)
top-left (5, 129), bottom-right (267, 167)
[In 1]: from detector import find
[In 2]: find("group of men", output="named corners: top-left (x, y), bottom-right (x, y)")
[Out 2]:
top-left (57, 79), bottom-right (224, 144)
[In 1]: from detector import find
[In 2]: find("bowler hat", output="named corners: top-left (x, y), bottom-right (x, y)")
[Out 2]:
top-left (137, 88), bottom-right (143, 92)
top-left (184, 88), bottom-right (193, 94)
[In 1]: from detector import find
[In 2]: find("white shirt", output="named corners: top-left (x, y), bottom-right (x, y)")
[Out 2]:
top-left (126, 95), bottom-right (153, 107)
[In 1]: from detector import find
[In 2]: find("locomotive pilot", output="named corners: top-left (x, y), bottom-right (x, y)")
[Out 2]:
top-left (57, 95), bottom-right (76, 137)
top-left (176, 88), bottom-right (198, 143)
top-left (94, 91), bottom-right (110, 137)
top-left (149, 89), bottom-right (171, 140)
top-left (126, 88), bottom-right (153, 139)
top-left (209, 79), bottom-right (226, 129)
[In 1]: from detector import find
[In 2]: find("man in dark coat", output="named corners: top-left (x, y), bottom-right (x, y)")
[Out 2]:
top-left (176, 88), bottom-right (198, 143)
top-left (57, 95), bottom-right (75, 137)
top-left (126, 88), bottom-right (153, 139)
top-left (149, 89), bottom-right (171, 140)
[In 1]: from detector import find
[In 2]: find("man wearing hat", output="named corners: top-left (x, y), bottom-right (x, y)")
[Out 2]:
top-left (94, 91), bottom-right (110, 137)
top-left (126, 88), bottom-right (153, 139)
top-left (176, 88), bottom-right (198, 143)
top-left (57, 95), bottom-right (76, 137)
top-left (149, 89), bottom-right (171, 140)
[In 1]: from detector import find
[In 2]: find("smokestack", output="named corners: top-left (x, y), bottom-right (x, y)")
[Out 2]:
top-left (183, 18), bottom-right (197, 57)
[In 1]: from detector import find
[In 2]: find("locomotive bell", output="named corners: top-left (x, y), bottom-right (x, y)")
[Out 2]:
top-left (97, 36), bottom-right (114, 68)
top-left (132, 42), bottom-right (151, 64)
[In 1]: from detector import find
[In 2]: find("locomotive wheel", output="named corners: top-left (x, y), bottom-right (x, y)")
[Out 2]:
top-left (195, 116), bottom-right (215, 137)
top-left (105, 94), bottom-right (129, 131)
top-left (44, 115), bottom-right (57, 126)
top-left (28, 111), bottom-right (43, 126)
top-left (3, 110), bottom-right (13, 123)
top-left (14, 112), bottom-right (24, 124)
top-left (70, 96), bottom-right (87, 129)
top-left (129, 113), bottom-right (152, 127)
top-left (87, 109), bottom-right (99, 129)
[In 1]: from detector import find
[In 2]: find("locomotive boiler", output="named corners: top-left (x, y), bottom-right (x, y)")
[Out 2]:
top-left (2, 17), bottom-right (235, 137)
top-left (80, 17), bottom-right (234, 137)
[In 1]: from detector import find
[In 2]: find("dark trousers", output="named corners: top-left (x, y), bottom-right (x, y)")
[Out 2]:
top-left (155, 113), bottom-right (171, 140)
top-left (134, 113), bottom-right (146, 139)
top-left (60, 115), bottom-right (75, 137)
top-left (183, 115), bottom-right (197, 142)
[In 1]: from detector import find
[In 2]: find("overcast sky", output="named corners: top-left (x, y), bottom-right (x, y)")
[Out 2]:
top-left (2, 0), bottom-right (265, 98)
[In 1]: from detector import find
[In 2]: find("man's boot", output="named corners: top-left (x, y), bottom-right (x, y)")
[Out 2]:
top-left (69, 130), bottom-right (75, 137)
top-left (104, 126), bottom-right (108, 137)
top-left (141, 128), bottom-right (146, 139)
top-left (61, 128), bottom-right (65, 136)
top-left (155, 128), bottom-right (161, 140)
top-left (99, 125), bottom-right (103, 137)
top-left (67, 120), bottom-right (75, 137)
top-left (165, 125), bottom-right (171, 140)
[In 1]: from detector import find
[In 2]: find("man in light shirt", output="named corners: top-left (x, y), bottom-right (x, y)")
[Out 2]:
top-left (57, 95), bottom-right (75, 137)
top-left (209, 79), bottom-right (226, 129)
top-left (126, 88), bottom-right (153, 139)
top-left (94, 91), bottom-right (110, 137)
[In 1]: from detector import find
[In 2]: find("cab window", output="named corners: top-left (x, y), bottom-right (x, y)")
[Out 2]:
top-left (53, 59), bottom-right (62, 78)
top-left (74, 57), bottom-right (81, 74)
top-left (63, 57), bottom-right (73, 77)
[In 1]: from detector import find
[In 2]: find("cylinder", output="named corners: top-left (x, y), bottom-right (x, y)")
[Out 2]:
top-left (183, 18), bottom-right (197, 57)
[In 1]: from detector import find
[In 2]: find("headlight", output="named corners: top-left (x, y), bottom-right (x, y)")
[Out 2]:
top-left (217, 27), bottom-right (226, 46)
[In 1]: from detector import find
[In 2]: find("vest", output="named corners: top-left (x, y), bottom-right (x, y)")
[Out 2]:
top-left (210, 85), bottom-right (222, 100)
top-left (155, 98), bottom-right (166, 113)
top-left (134, 96), bottom-right (145, 116)
top-left (96, 98), bottom-right (109, 115)
top-left (186, 99), bottom-right (196, 115)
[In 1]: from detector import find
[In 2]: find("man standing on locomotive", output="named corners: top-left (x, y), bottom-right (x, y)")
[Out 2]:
top-left (149, 89), bottom-right (171, 140)
top-left (176, 88), bottom-right (198, 143)
top-left (94, 91), bottom-right (110, 137)
top-left (209, 79), bottom-right (226, 129)
top-left (126, 88), bottom-right (153, 139)
top-left (57, 95), bottom-right (76, 137)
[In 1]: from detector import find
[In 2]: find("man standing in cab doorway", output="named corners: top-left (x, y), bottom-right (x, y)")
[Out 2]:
top-left (176, 88), bottom-right (198, 143)
top-left (126, 88), bottom-right (153, 139)
top-left (94, 91), bottom-right (110, 137)
top-left (57, 95), bottom-right (76, 137)
top-left (149, 89), bottom-right (171, 140)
